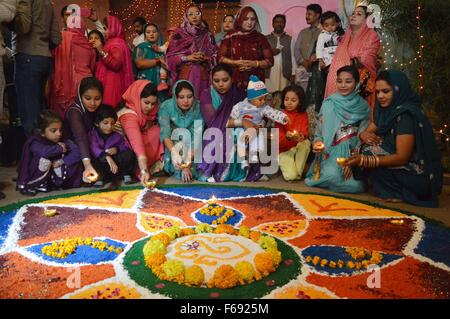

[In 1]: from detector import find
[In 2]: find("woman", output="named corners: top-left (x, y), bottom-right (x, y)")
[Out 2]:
top-left (93, 15), bottom-right (134, 108)
top-left (166, 5), bottom-right (218, 98)
top-left (63, 77), bottom-right (104, 183)
top-left (50, 20), bottom-right (96, 117)
top-left (215, 14), bottom-right (235, 46)
top-left (345, 70), bottom-right (443, 207)
top-left (158, 81), bottom-right (204, 183)
top-left (197, 63), bottom-right (248, 182)
top-left (325, 5), bottom-right (380, 109)
top-left (133, 23), bottom-right (164, 84)
top-left (116, 80), bottom-right (164, 185)
top-left (305, 65), bottom-right (370, 193)
top-left (219, 6), bottom-right (274, 91)
top-left (88, 29), bottom-right (105, 62)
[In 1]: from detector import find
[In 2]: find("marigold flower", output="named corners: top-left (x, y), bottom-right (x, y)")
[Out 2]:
top-left (239, 226), bottom-right (250, 238)
top-left (145, 252), bottom-right (167, 270)
top-left (258, 236), bottom-right (278, 251)
top-left (163, 226), bottom-right (181, 240)
top-left (161, 260), bottom-right (185, 282)
top-left (151, 233), bottom-right (171, 246)
top-left (185, 265), bottom-right (205, 286)
top-left (214, 224), bottom-right (236, 234)
top-left (235, 261), bottom-right (256, 283)
top-left (250, 231), bottom-right (261, 243)
top-left (208, 265), bottom-right (239, 289)
top-left (143, 239), bottom-right (167, 257)
top-left (254, 252), bottom-right (276, 276)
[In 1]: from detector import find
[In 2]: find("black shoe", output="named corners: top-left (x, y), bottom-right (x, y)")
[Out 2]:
top-left (0, 192), bottom-right (5, 200)
top-left (20, 189), bottom-right (37, 196)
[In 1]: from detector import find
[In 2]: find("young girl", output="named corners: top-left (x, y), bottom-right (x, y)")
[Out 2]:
top-left (305, 65), bottom-right (370, 193)
top-left (17, 110), bottom-right (83, 196)
top-left (275, 85), bottom-right (310, 181)
top-left (88, 104), bottom-right (136, 189)
top-left (315, 11), bottom-right (345, 112)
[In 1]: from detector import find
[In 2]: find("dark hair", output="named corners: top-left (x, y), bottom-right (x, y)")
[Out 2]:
top-left (211, 63), bottom-right (233, 78)
top-left (307, 4), bottom-right (323, 16)
top-left (376, 70), bottom-right (391, 84)
top-left (281, 85), bottom-right (306, 113)
top-left (94, 104), bottom-right (117, 124)
top-left (223, 14), bottom-right (235, 22)
top-left (320, 11), bottom-right (345, 36)
top-left (132, 16), bottom-right (146, 26)
top-left (337, 65), bottom-right (360, 83)
top-left (61, 5), bottom-right (69, 17)
top-left (175, 81), bottom-right (195, 98)
top-left (79, 77), bottom-right (104, 97)
top-left (88, 29), bottom-right (105, 45)
top-left (272, 14), bottom-right (286, 24)
top-left (143, 23), bottom-right (160, 38)
top-left (355, 6), bottom-right (370, 17)
top-left (141, 83), bottom-right (158, 99)
top-left (38, 109), bottom-right (63, 133)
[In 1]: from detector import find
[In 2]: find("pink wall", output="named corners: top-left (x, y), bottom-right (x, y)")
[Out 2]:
top-left (241, 0), bottom-right (340, 37)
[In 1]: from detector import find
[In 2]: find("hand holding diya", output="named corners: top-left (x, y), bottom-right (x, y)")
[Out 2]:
top-left (86, 173), bottom-right (98, 183)
top-left (43, 208), bottom-right (58, 217)
top-left (313, 141), bottom-right (325, 153)
top-left (207, 195), bottom-right (217, 206)
top-left (180, 161), bottom-right (191, 169)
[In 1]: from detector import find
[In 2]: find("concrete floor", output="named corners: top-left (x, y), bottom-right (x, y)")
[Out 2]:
top-left (1, 165), bottom-right (449, 226)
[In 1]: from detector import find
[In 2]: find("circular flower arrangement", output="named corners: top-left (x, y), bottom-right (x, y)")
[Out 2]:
top-left (124, 224), bottom-right (301, 299)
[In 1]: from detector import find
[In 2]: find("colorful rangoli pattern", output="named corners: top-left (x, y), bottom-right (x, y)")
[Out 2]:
top-left (0, 185), bottom-right (449, 299)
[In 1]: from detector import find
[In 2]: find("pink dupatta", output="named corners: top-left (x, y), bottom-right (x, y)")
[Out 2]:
top-left (325, 24), bottom-right (380, 101)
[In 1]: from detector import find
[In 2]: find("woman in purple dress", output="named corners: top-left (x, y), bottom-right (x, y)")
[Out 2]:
top-left (165, 4), bottom-right (218, 97)
top-left (17, 110), bottom-right (83, 196)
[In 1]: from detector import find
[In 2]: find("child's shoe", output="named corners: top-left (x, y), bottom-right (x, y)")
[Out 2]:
top-left (207, 176), bottom-right (216, 183)
top-left (93, 180), bottom-right (104, 188)
top-left (259, 175), bottom-right (270, 181)
top-left (123, 175), bottom-right (135, 185)
top-left (20, 189), bottom-right (37, 196)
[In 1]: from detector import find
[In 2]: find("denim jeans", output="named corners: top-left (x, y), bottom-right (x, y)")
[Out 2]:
top-left (15, 53), bottom-right (52, 134)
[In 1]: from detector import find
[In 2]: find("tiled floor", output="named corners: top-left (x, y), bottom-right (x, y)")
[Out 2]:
top-left (1, 165), bottom-right (449, 226)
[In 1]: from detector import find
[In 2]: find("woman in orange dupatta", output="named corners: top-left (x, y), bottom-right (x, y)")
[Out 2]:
top-left (50, 19), bottom-right (96, 117)
top-left (325, 5), bottom-right (380, 111)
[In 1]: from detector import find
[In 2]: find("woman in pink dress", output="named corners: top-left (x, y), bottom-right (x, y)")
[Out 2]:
top-left (93, 16), bottom-right (134, 107)
top-left (116, 80), bottom-right (164, 184)
top-left (325, 5), bottom-right (380, 110)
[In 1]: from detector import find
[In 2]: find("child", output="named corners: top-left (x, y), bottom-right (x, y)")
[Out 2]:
top-left (17, 110), bottom-right (83, 196)
top-left (230, 75), bottom-right (288, 167)
top-left (275, 85), bottom-right (311, 181)
top-left (88, 104), bottom-right (136, 189)
top-left (151, 27), bottom-right (177, 92)
top-left (315, 11), bottom-right (345, 111)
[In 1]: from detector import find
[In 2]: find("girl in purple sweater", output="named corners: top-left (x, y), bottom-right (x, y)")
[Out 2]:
top-left (88, 104), bottom-right (136, 189)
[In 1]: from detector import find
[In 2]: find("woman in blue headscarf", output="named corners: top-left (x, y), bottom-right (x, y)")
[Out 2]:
top-left (133, 23), bottom-right (168, 100)
top-left (305, 65), bottom-right (371, 193)
top-left (345, 70), bottom-right (443, 207)
top-left (158, 80), bottom-right (204, 182)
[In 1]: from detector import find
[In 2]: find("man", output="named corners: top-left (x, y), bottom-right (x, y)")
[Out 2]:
top-left (0, 0), bottom-right (16, 200)
top-left (265, 14), bottom-right (295, 93)
top-left (294, 4), bottom-right (322, 91)
top-left (14, 0), bottom-right (61, 135)
top-left (61, 5), bottom-right (106, 36)
top-left (132, 16), bottom-right (146, 48)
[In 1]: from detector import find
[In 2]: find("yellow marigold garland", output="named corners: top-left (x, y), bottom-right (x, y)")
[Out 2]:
top-left (41, 237), bottom-right (123, 259)
top-left (305, 247), bottom-right (384, 270)
top-left (208, 265), bottom-right (240, 289)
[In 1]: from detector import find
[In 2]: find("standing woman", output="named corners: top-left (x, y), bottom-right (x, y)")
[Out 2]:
top-left (158, 81), bottom-right (204, 183)
top-left (219, 6), bottom-right (274, 91)
top-left (345, 71), bottom-right (443, 207)
top-left (165, 5), bottom-right (218, 97)
top-left (197, 63), bottom-right (247, 182)
top-left (325, 5), bottom-right (380, 109)
top-left (63, 77), bottom-right (104, 183)
top-left (116, 80), bottom-right (165, 185)
top-left (50, 19), bottom-right (96, 117)
top-left (93, 15), bottom-right (134, 108)
top-left (215, 14), bottom-right (235, 46)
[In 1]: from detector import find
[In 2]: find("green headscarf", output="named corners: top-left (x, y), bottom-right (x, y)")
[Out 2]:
top-left (133, 23), bottom-right (164, 83)
top-left (320, 86), bottom-right (371, 150)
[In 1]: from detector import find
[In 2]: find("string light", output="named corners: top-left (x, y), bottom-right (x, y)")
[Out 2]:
top-left (416, 0), bottom-right (425, 94)
top-left (213, 1), bottom-right (220, 34)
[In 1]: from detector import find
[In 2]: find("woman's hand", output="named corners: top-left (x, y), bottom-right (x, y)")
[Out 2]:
top-left (171, 148), bottom-right (183, 170)
top-left (312, 141), bottom-right (325, 153)
top-left (140, 170), bottom-right (150, 185)
top-left (58, 142), bottom-right (67, 153)
top-left (106, 156), bottom-right (118, 174)
top-left (242, 119), bottom-right (259, 130)
top-left (294, 133), bottom-right (305, 143)
top-left (105, 147), bottom-right (118, 156)
top-left (181, 167), bottom-right (193, 183)
top-left (359, 131), bottom-right (382, 146)
top-left (344, 154), bottom-right (362, 167)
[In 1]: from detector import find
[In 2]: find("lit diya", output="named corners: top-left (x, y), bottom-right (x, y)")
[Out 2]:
top-left (314, 141), bottom-right (325, 151)
top-left (207, 195), bottom-right (217, 206)
top-left (390, 219), bottom-right (404, 225)
top-left (180, 162), bottom-right (191, 169)
top-left (145, 180), bottom-right (157, 189)
top-left (43, 209), bottom-right (58, 217)
top-left (87, 174), bottom-right (98, 183)
top-left (287, 130), bottom-right (300, 139)
top-left (336, 157), bottom-right (348, 166)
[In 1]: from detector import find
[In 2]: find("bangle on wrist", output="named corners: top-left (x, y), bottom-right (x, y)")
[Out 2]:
top-left (140, 168), bottom-right (149, 174)
top-left (181, 56), bottom-right (188, 62)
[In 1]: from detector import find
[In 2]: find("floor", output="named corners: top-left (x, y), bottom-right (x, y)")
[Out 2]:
top-left (1, 165), bottom-right (449, 227)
